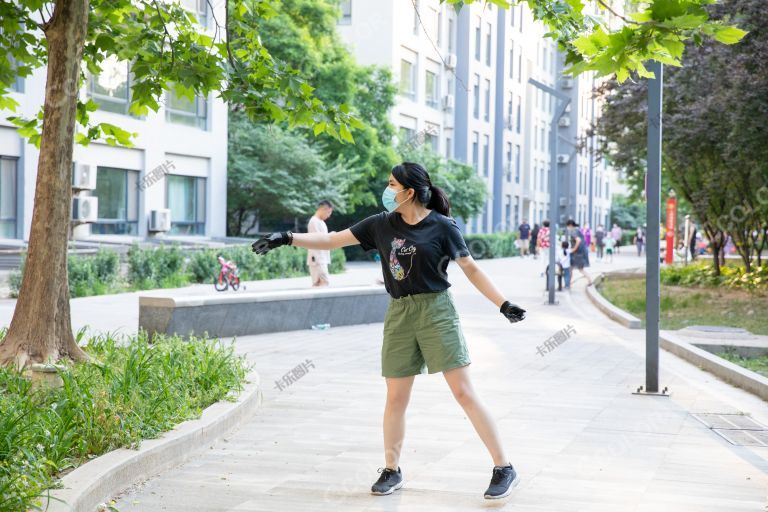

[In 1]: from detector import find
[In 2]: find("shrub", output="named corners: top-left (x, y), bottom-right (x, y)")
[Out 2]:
top-left (0, 328), bottom-right (249, 511)
top-left (127, 244), bottom-right (187, 290)
top-left (464, 232), bottom-right (518, 259)
top-left (9, 250), bottom-right (120, 298)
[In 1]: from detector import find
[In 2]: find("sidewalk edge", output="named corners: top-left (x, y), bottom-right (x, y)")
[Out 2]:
top-left (39, 369), bottom-right (263, 512)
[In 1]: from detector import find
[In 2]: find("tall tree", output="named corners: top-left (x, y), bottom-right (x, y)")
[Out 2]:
top-left (0, 0), bottom-right (361, 368)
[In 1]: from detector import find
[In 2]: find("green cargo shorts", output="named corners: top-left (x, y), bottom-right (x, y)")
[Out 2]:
top-left (381, 289), bottom-right (471, 378)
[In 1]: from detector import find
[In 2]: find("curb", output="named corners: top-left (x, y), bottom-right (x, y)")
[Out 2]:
top-left (586, 273), bottom-right (642, 329)
top-left (39, 369), bottom-right (263, 512)
top-left (584, 275), bottom-right (768, 401)
top-left (659, 331), bottom-right (768, 402)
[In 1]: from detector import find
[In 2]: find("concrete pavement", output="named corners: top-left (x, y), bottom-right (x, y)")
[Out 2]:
top-left (103, 252), bottom-right (768, 511)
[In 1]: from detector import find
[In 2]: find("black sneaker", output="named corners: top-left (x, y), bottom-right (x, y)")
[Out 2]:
top-left (484, 463), bottom-right (520, 499)
top-left (371, 466), bottom-right (403, 495)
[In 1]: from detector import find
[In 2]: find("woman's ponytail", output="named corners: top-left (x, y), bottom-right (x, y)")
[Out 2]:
top-left (426, 183), bottom-right (451, 217)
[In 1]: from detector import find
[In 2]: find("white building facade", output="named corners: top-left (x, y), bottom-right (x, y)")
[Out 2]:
top-left (337, 0), bottom-right (620, 233)
top-left (0, 0), bottom-right (227, 243)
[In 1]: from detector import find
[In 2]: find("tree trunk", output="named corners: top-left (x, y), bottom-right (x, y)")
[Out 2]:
top-left (0, 0), bottom-right (90, 368)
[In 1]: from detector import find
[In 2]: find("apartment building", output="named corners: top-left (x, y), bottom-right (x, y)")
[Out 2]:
top-left (0, 0), bottom-right (227, 243)
top-left (337, 0), bottom-right (620, 233)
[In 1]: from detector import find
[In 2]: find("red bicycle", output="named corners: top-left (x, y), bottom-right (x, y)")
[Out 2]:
top-left (214, 255), bottom-right (241, 291)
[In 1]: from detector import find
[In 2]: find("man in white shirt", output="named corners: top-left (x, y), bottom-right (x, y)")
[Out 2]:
top-left (307, 200), bottom-right (334, 286)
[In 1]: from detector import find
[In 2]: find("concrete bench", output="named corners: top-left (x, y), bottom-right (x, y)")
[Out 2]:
top-left (139, 285), bottom-right (390, 339)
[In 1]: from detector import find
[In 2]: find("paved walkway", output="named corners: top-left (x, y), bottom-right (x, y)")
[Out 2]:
top-left (100, 252), bottom-right (768, 511)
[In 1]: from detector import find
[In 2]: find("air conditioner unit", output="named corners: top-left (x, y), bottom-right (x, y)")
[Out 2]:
top-left (562, 78), bottom-right (574, 89)
top-left (556, 154), bottom-right (570, 164)
top-left (442, 94), bottom-right (455, 111)
top-left (564, 103), bottom-right (571, 113)
top-left (149, 209), bottom-right (172, 232)
top-left (72, 162), bottom-right (96, 190)
top-left (558, 116), bottom-right (571, 127)
top-left (559, 197), bottom-right (567, 206)
top-left (72, 196), bottom-right (98, 223)
top-left (445, 53), bottom-right (458, 69)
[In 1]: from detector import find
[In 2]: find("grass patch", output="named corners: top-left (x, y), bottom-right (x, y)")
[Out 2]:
top-left (598, 276), bottom-right (768, 335)
top-left (0, 328), bottom-right (249, 511)
top-left (717, 351), bottom-right (768, 378)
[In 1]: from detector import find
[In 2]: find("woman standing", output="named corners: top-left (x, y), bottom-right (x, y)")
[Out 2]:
top-left (251, 162), bottom-right (527, 500)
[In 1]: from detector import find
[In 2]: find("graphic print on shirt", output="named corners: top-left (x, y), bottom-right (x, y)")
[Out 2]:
top-left (389, 237), bottom-right (416, 280)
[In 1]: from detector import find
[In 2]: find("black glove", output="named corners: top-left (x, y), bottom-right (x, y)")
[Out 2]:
top-left (500, 300), bottom-right (526, 323)
top-left (251, 231), bottom-right (292, 255)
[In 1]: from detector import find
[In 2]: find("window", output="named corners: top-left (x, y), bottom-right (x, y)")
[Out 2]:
top-left (448, 18), bottom-right (454, 52)
top-left (514, 144), bottom-right (521, 183)
top-left (398, 126), bottom-right (415, 145)
top-left (482, 135), bottom-right (489, 176)
top-left (445, 137), bottom-right (452, 159)
top-left (425, 70), bottom-right (439, 108)
top-left (88, 56), bottom-right (131, 115)
top-left (506, 142), bottom-right (512, 182)
top-left (540, 167), bottom-right (545, 191)
top-left (519, 4), bottom-right (524, 32)
top-left (540, 126), bottom-right (545, 150)
top-left (517, 52), bottom-right (522, 83)
top-left (514, 195), bottom-right (520, 227)
top-left (516, 95), bottom-right (521, 133)
top-left (167, 175), bottom-right (206, 235)
top-left (91, 167), bottom-right (139, 235)
top-left (606, 181), bottom-right (610, 197)
top-left (472, 132), bottom-right (479, 172)
top-left (8, 56), bottom-right (24, 93)
top-left (509, 48), bottom-right (514, 79)
top-left (338, 0), bottom-right (352, 24)
top-left (473, 74), bottom-right (480, 119)
top-left (425, 124), bottom-right (439, 151)
top-left (0, 157), bottom-right (17, 238)
top-left (180, 0), bottom-right (207, 27)
top-left (399, 60), bottom-right (416, 100)
top-left (542, 44), bottom-right (548, 70)
top-left (474, 19), bottom-right (481, 61)
top-left (505, 195), bottom-right (511, 229)
top-left (485, 23), bottom-right (491, 66)
top-left (166, 88), bottom-right (208, 129)
top-left (483, 79), bottom-right (490, 121)
top-left (510, 5), bottom-right (515, 26)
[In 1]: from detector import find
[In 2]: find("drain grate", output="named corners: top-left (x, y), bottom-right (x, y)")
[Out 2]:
top-left (712, 429), bottom-right (768, 447)
top-left (691, 413), bottom-right (768, 446)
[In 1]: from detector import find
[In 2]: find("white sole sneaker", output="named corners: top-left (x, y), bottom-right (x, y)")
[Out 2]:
top-left (484, 473), bottom-right (520, 499)
top-left (371, 479), bottom-right (404, 496)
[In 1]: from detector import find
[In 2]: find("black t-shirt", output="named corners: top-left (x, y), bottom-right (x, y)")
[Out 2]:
top-left (349, 209), bottom-right (471, 298)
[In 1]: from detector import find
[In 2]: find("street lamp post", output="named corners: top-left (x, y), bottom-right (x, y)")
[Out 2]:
top-left (529, 78), bottom-right (571, 305)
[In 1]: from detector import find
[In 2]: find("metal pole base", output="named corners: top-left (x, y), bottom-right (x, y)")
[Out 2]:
top-left (632, 385), bottom-right (671, 397)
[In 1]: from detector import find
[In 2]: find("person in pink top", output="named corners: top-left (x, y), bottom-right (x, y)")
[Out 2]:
top-left (537, 220), bottom-right (551, 268)
top-left (610, 224), bottom-right (623, 254)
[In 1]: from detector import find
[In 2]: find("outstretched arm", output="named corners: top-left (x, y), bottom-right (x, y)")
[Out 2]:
top-left (454, 255), bottom-right (506, 308)
top-left (291, 228), bottom-right (360, 250)
top-left (454, 255), bottom-right (526, 323)
top-left (252, 228), bottom-right (362, 254)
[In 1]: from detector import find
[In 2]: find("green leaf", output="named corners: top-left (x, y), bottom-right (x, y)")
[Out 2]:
top-left (712, 25), bottom-right (748, 44)
top-left (339, 123), bottom-right (354, 143)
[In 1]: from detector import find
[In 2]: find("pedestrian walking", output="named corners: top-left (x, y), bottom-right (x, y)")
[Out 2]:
top-left (604, 233), bottom-right (615, 263)
top-left (251, 162), bottom-right (526, 500)
top-left (566, 219), bottom-right (593, 286)
top-left (530, 223), bottom-right (540, 259)
top-left (517, 219), bottom-right (530, 257)
top-left (306, 200), bottom-right (334, 287)
top-left (595, 224), bottom-right (605, 260)
top-left (611, 223), bottom-right (623, 254)
top-left (537, 220), bottom-right (550, 270)
top-left (559, 240), bottom-right (572, 290)
top-left (634, 225), bottom-right (645, 257)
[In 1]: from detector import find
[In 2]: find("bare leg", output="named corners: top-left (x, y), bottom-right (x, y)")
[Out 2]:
top-left (383, 375), bottom-right (415, 470)
top-left (443, 365), bottom-right (511, 467)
